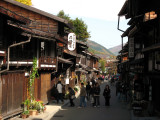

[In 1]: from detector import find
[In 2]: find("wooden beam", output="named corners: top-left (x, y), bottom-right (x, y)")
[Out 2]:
top-left (0, 6), bottom-right (31, 24)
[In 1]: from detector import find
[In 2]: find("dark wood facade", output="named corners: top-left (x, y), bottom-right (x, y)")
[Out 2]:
top-left (0, 0), bottom-right (69, 118)
top-left (1, 71), bottom-right (24, 118)
top-left (118, 0), bottom-right (160, 116)
top-left (0, 0), bottom-right (100, 119)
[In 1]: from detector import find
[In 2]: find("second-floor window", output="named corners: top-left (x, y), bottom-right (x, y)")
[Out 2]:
top-left (41, 42), bottom-right (45, 57)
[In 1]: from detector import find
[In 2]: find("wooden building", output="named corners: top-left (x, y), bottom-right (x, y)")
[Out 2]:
top-left (75, 40), bottom-right (100, 84)
top-left (118, 0), bottom-right (160, 116)
top-left (0, 0), bottom-right (70, 118)
top-left (0, 0), bottom-right (100, 118)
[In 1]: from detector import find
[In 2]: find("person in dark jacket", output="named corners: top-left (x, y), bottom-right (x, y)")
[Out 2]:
top-left (78, 83), bottom-right (87, 108)
top-left (94, 83), bottom-right (100, 107)
top-left (89, 84), bottom-right (95, 106)
top-left (68, 87), bottom-right (75, 107)
top-left (86, 81), bottom-right (91, 100)
top-left (51, 84), bottom-right (58, 101)
top-left (116, 81), bottom-right (121, 100)
top-left (91, 78), bottom-right (96, 86)
top-left (103, 85), bottom-right (111, 106)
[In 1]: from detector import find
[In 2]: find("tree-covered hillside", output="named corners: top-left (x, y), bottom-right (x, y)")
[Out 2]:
top-left (87, 40), bottom-right (115, 58)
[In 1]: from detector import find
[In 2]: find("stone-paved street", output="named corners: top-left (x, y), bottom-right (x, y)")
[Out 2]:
top-left (50, 80), bottom-right (130, 120)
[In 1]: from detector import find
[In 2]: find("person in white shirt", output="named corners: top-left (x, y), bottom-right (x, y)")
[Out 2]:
top-left (56, 81), bottom-right (64, 104)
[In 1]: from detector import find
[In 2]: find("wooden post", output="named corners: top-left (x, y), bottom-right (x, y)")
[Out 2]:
top-left (0, 73), bottom-right (2, 113)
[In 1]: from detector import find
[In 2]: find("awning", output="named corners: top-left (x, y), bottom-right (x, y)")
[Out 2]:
top-left (86, 66), bottom-right (93, 72)
top-left (128, 26), bottom-right (138, 37)
top-left (142, 43), bottom-right (160, 52)
top-left (93, 68), bottom-right (99, 72)
top-left (75, 69), bottom-right (88, 73)
top-left (58, 57), bottom-right (73, 64)
top-left (63, 49), bottom-right (77, 57)
top-left (121, 27), bottom-right (131, 37)
top-left (130, 58), bottom-right (144, 64)
top-left (76, 40), bottom-right (88, 46)
top-left (79, 63), bottom-right (87, 69)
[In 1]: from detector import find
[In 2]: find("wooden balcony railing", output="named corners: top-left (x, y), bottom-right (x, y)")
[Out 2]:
top-left (8, 59), bottom-right (33, 66)
top-left (39, 57), bottom-right (56, 69)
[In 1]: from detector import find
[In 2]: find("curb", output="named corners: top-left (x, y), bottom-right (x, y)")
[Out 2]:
top-left (44, 100), bottom-right (70, 120)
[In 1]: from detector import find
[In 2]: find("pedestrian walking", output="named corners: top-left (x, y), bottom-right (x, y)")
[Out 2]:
top-left (90, 84), bottom-right (95, 106)
top-left (68, 87), bottom-right (75, 107)
top-left (56, 81), bottom-right (64, 104)
top-left (116, 80), bottom-right (121, 100)
top-left (93, 83), bottom-right (100, 107)
top-left (86, 81), bottom-right (91, 100)
top-left (78, 83), bottom-right (87, 108)
top-left (103, 84), bottom-right (111, 106)
top-left (51, 84), bottom-right (58, 102)
top-left (91, 77), bottom-right (96, 86)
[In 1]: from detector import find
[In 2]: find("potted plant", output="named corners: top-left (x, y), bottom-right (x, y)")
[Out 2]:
top-left (35, 100), bottom-right (45, 113)
top-left (0, 107), bottom-right (2, 120)
top-left (21, 110), bottom-right (29, 119)
top-left (29, 109), bottom-right (38, 116)
top-left (29, 100), bottom-right (38, 116)
top-left (21, 99), bottom-right (30, 118)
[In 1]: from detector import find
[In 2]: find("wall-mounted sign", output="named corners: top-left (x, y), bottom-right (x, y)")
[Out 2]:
top-left (68, 33), bottom-right (76, 51)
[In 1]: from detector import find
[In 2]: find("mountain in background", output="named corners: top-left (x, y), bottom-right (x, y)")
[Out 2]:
top-left (109, 44), bottom-right (122, 56)
top-left (87, 40), bottom-right (115, 58)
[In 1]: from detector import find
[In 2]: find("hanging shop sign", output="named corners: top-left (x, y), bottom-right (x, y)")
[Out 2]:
top-left (65, 77), bottom-right (69, 84)
top-left (68, 33), bottom-right (76, 51)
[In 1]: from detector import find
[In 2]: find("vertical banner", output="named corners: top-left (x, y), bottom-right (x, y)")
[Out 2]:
top-left (129, 37), bottom-right (134, 58)
top-left (68, 33), bottom-right (76, 51)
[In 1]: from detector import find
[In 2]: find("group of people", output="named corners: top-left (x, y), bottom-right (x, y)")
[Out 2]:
top-left (116, 81), bottom-right (129, 102)
top-left (78, 80), bottom-right (111, 108)
top-left (51, 80), bottom-right (111, 108)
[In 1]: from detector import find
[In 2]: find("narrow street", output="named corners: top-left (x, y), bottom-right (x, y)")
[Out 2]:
top-left (50, 80), bottom-right (130, 120)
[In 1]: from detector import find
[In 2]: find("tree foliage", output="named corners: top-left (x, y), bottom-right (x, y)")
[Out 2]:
top-left (99, 59), bottom-right (106, 74)
top-left (72, 18), bottom-right (90, 42)
top-left (57, 10), bottom-right (90, 42)
top-left (57, 10), bottom-right (71, 21)
top-left (14, 0), bottom-right (32, 6)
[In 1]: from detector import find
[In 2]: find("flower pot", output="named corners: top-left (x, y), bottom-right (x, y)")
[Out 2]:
top-left (21, 114), bottom-right (29, 119)
top-left (29, 110), bottom-right (38, 116)
top-left (44, 107), bottom-right (46, 112)
top-left (0, 115), bottom-right (2, 120)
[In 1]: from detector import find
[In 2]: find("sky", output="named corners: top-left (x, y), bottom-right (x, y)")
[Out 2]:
top-left (32, 0), bottom-right (129, 49)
